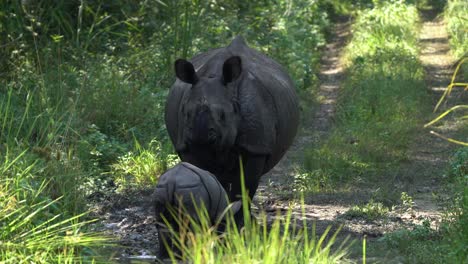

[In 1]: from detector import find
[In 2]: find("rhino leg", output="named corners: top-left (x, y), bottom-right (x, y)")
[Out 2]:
top-left (227, 154), bottom-right (266, 228)
top-left (233, 153), bottom-right (266, 200)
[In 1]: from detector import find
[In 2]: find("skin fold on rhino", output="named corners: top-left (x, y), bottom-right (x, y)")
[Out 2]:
top-left (165, 35), bottom-right (299, 202)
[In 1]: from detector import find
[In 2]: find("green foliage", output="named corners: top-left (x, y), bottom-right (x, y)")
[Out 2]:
top-left (303, 1), bottom-right (429, 190)
top-left (342, 199), bottom-right (390, 221)
top-left (324, 0), bottom-right (401, 17)
top-left (77, 124), bottom-right (128, 168)
top-left (168, 212), bottom-right (353, 263)
top-left (445, 0), bottom-right (468, 59)
top-left (380, 220), bottom-right (445, 263)
top-left (0, 70), bottom-right (108, 261)
top-left (112, 139), bottom-right (180, 189)
top-left (293, 169), bottom-right (334, 193)
top-left (380, 148), bottom-right (468, 263)
top-left (0, 2), bottom-right (335, 260)
top-left (400, 192), bottom-right (415, 212)
top-left (0, 148), bottom-right (107, 263)
top-left (0, 191), bottom-right (107, 263)
top-left (442, 147), bottom-right (468, 261)
top-left (448, 148), bottom-right (468, 179)
top-left (344, 0), bottom-right (420, 63)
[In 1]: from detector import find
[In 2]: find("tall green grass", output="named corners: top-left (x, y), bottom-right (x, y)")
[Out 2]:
top-left (158, 157), bottom-right (354, 263)
top-left (0, 89), bottom-right (108, 262)
top-left (160, 205), bottom-right (353, 263)
top-left (0, 149), bottom-right (108, 263)
top-left (300, 1), bottom-right (430, 193)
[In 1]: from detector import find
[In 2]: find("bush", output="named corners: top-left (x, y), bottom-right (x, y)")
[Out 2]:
top-left (112, 139), bottom-right (180, 189)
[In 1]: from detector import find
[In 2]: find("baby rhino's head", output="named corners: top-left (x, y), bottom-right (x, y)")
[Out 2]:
top-left (153, 162), bottom-right (240, 258)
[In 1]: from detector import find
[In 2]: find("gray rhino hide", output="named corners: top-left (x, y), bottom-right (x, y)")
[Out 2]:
top-left (165, 36), bottom-right (299, 197)
top-left (153, 162), bottom-right (231, 224)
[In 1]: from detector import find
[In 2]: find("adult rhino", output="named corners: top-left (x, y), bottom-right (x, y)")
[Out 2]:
top-left (165, 36), bottom-right (299, 204)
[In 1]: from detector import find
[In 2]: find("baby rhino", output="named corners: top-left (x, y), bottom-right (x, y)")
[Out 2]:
top-left (153, 162), bottom-right (240, 258)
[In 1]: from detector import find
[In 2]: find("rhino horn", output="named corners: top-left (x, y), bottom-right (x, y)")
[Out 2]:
top-left (223, 56), bottom-right (242, 84)
top-left (175, 59), bottom-right (198, 84)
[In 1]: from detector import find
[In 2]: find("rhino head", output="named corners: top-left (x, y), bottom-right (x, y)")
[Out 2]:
top-left (174, 56), bottom-right (242, 155)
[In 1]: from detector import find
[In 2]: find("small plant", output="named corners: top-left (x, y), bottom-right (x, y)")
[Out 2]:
top-left (400, 192), bottom-right (415, 212)
top-left (379, 220), bottom-right (445, 263)
top-left (342, 199), bottom-right (390, 221)
top-left (293, 169), bottom-right (333, 193)
top-left (78, 124), bottom-right (128, 168)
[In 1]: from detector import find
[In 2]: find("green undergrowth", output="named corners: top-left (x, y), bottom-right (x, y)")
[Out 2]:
top-left (444, 0), bottom-right (468, 58)
top-left (379, 147), bottom-right (468, 263)
top-left (0, 149), bottom-right (109, 263)
top-left (0, 0), bottom-right (333, 191)
top-left (299, 1), bottom-right (430, 194)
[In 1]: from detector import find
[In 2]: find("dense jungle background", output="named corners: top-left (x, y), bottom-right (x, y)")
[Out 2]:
top-left (0, 0), bottom-right (466, 263)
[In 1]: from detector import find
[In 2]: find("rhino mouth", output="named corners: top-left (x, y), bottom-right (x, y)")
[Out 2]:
top-left (180, 142), bottom-right (237, 176)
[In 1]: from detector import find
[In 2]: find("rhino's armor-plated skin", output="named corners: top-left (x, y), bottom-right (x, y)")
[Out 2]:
top-left (153, 162), bottom-right (230, 224)
top-left (165, 36), bottom-right (299, 201)
top-left (153, 162), bottom-right (234, 258)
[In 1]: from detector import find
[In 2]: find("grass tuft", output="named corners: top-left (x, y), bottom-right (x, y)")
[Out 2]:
top-left (156, 157), bottom-right (354, 263)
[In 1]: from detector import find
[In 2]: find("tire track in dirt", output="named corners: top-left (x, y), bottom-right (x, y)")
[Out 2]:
top-left (253, 19), bottom-right (352, 232)
top-left (395, 10), bottom-right (457, 229)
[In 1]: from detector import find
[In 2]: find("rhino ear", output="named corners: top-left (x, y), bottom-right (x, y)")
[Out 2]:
top-left (175, 59), bottom-right (198, 84)
top-left (223, 56), bottom-right (242, 84)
